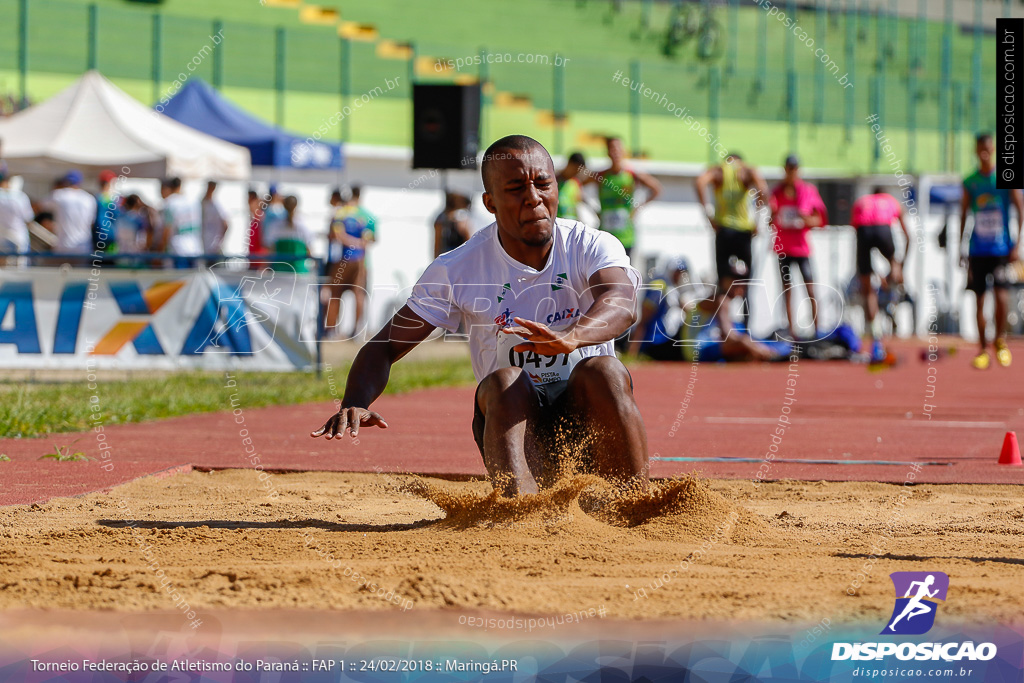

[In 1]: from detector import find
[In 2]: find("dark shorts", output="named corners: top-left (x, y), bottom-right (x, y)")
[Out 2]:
top-left (966, 255), bottom-right (1011, 294)
top-left (856, 224), bottom-right (896, 276)
top-left (471, 365), bottom-right (633, 477)
top-left (715, 227), bottom-right (753, 285)
top-left (472, 380), bottom-right (571, 464)
top-left (778, 254), bottom-right (813, 286)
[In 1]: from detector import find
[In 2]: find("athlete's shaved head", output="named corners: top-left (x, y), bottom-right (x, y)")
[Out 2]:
top-left (480, 135), bottom-right (558, 250)
top-left (481, 135), bottom-right (551, 193)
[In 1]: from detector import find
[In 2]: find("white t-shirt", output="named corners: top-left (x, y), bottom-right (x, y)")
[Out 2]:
top-left (51, 187), bottom-right (97, 253)
top-left (407, 218), bottom-right (640, 384)
top-left (163, 193), bottom-right (203, 256)
top-left (201, 197), bottom-right (228, 253)
top-left (0, 187), bottom-right (33, 252)
top-left (272, 215), bottom-right (312, 247)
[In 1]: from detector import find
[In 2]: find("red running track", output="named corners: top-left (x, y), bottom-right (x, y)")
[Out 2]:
top-left (1, 341), bottom-right (1021, 505)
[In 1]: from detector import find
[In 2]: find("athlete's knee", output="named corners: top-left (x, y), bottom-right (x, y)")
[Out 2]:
top-left (568, 356), bottom-right (631, 394)
top-left (477, 367), bottom-right (533, 411)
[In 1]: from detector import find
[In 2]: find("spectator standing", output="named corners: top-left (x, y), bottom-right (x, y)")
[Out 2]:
top-left (246, 189), bottom-right (266, 256)
top-left (263, 184), bottom-right (287, 248)
top-left (50, 170), bottom-right (97, 255)
top-left (201, 180), bottom-right (229, 256)
top-left (850, 187), bottom-right (911, 362)
top-left (160, 177), bottom-right (202, 266)
top-left (273, 195), bottom-right (312, 273)
top-left (584, 136), bottom-right (662, 258)
top-left (433, 192), bottom-right (472, 257)
top-left (769, 155), bottom-right (827, 340)
top-left (556, 152), bottom-right (588, 220)
top-left (115, 194), bottom-right (155, 256)
top-left (695, 152), bottom-right (768, 329)
top-left (0, 170), bottom-right (33, 265)
top-left (94, 169), bottom-right (119, 254)
top-left (325, 191), bottom-right (373, 336)
top-left (960, 132), bottom-right (1023, 369)
top-left (349, 184), bottom-right (377, 290)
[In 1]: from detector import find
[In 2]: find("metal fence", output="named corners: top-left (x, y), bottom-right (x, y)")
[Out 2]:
top-left (0, 0), bottom-right (1001, 172)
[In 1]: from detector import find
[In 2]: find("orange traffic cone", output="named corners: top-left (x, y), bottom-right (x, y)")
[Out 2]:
top-left (998, 432), bottom-right (1022, 466)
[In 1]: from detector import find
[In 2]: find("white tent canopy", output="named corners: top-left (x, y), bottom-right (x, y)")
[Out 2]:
top-left (0, 71), bottom-right (250, 181)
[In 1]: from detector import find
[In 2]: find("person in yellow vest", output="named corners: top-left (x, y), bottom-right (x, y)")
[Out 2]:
top-left (695, 153), bottom-right (768, 328)
top-left (556, 152), bottom-right (589, 221)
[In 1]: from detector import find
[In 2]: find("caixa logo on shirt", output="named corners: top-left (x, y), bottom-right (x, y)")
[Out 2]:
top-left (545, 307), bottom-right (582, 325)
top-left (831, 571), bottom-right (997, 663)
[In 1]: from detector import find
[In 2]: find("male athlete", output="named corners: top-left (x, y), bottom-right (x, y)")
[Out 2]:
top-left (695, 153), bottom-right (768, 328)
top-left (312, 135), bottom-right (649, 496)
top-left (850, 187), bottom-right (910, 362)
top-left (960, 133), bottom-right (1023, 369)
top-left (583, 136), bottom-right (661, 258)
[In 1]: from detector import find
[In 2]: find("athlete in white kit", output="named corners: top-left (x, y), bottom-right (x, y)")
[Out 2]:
top-left (312, 135), bottom-right (649, 496)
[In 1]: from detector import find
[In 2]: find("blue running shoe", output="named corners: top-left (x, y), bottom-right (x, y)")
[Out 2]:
top-left (870, 340), bottom-right (886, 364)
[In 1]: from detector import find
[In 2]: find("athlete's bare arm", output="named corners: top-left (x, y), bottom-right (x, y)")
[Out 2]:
top-left (694, 167), bottom-right (719, 204)
top-left (311, 305), bottom-right (436, 439)
top-left (501, 266), bottom-right (637, 356)
top-left (959, 186), bottom-right (972, 266)
top-left (1011, 189), bottom-right (1024, 261)
top-left (746, 167), bottom-right (769, 235)
top-left (632, 170), bottom-right (663, 210)
top-left (805, 207), bottom-right (825, 229)
top-left (896, 210), bottom-right (911, 262)
top-left (696, 167), bottom-right (720, 229)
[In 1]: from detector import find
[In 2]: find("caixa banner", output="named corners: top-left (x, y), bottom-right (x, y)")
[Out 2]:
top-left (0, 265), bottom-right (318, 371)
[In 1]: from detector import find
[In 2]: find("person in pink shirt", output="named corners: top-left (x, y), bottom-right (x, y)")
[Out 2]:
top-left (851, 187), bottom-right (910, 362)
top-left (769, 155), bottom-right (827, 340)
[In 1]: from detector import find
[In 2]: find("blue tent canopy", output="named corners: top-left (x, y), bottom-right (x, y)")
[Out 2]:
top-left (929, 184), bottom-right (962, 206)
top-left (158, 79), bottom-right (343, 169)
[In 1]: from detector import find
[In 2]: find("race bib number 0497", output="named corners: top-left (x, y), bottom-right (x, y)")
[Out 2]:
top-left (497, 331), bottom-right (581, 385)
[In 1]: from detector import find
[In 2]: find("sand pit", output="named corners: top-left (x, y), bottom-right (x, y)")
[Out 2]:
top-left (0, 469), bottom-right (1021, 626)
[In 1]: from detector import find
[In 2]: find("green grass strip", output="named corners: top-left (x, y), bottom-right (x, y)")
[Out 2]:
top-left (0, 357), bottom-right (475, 439)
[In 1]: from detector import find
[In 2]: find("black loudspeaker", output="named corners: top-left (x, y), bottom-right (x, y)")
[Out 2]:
top-left (412, 83), bottom-right (481, 170)
top-left (817, 180), bottom-right (856, 226)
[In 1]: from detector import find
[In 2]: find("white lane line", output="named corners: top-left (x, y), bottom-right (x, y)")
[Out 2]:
top-left (701, 417), bottom-right (1006, 428)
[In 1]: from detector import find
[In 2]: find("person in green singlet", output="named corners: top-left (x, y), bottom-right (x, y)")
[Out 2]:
top-left (583, 136), bottom-right (662, 258)
top-left (274, 195), bottom-right (312, 273)
top-left (959, 133), bottom-right (1023, 369)
top-left (695, 152), bottom-right (768, 328)
top-left (556, 151), bottom-right (588, 220)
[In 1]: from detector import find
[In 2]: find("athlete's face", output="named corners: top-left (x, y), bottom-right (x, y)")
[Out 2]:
top-left (483, 148), bottom-right (558, 247)
top-left (607, 139), bottom-right (625, 164)
top-left (976, 138), bottom-right (994, 166)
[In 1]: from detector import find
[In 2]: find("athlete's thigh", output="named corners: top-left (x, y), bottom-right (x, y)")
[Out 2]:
top-left (472, 368), bottom-right (543, 455)
top-left (797, 257), bottom-right (814, 285)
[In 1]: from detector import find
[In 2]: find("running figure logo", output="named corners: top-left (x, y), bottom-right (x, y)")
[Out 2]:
top-left (881, 571), bottom-right (949, 635)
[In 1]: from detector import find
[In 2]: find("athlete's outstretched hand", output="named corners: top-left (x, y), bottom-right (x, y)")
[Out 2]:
top-left (311, 407), bottom-right (388, 440)
top-left (502, 317), bottom-right (579, 356)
